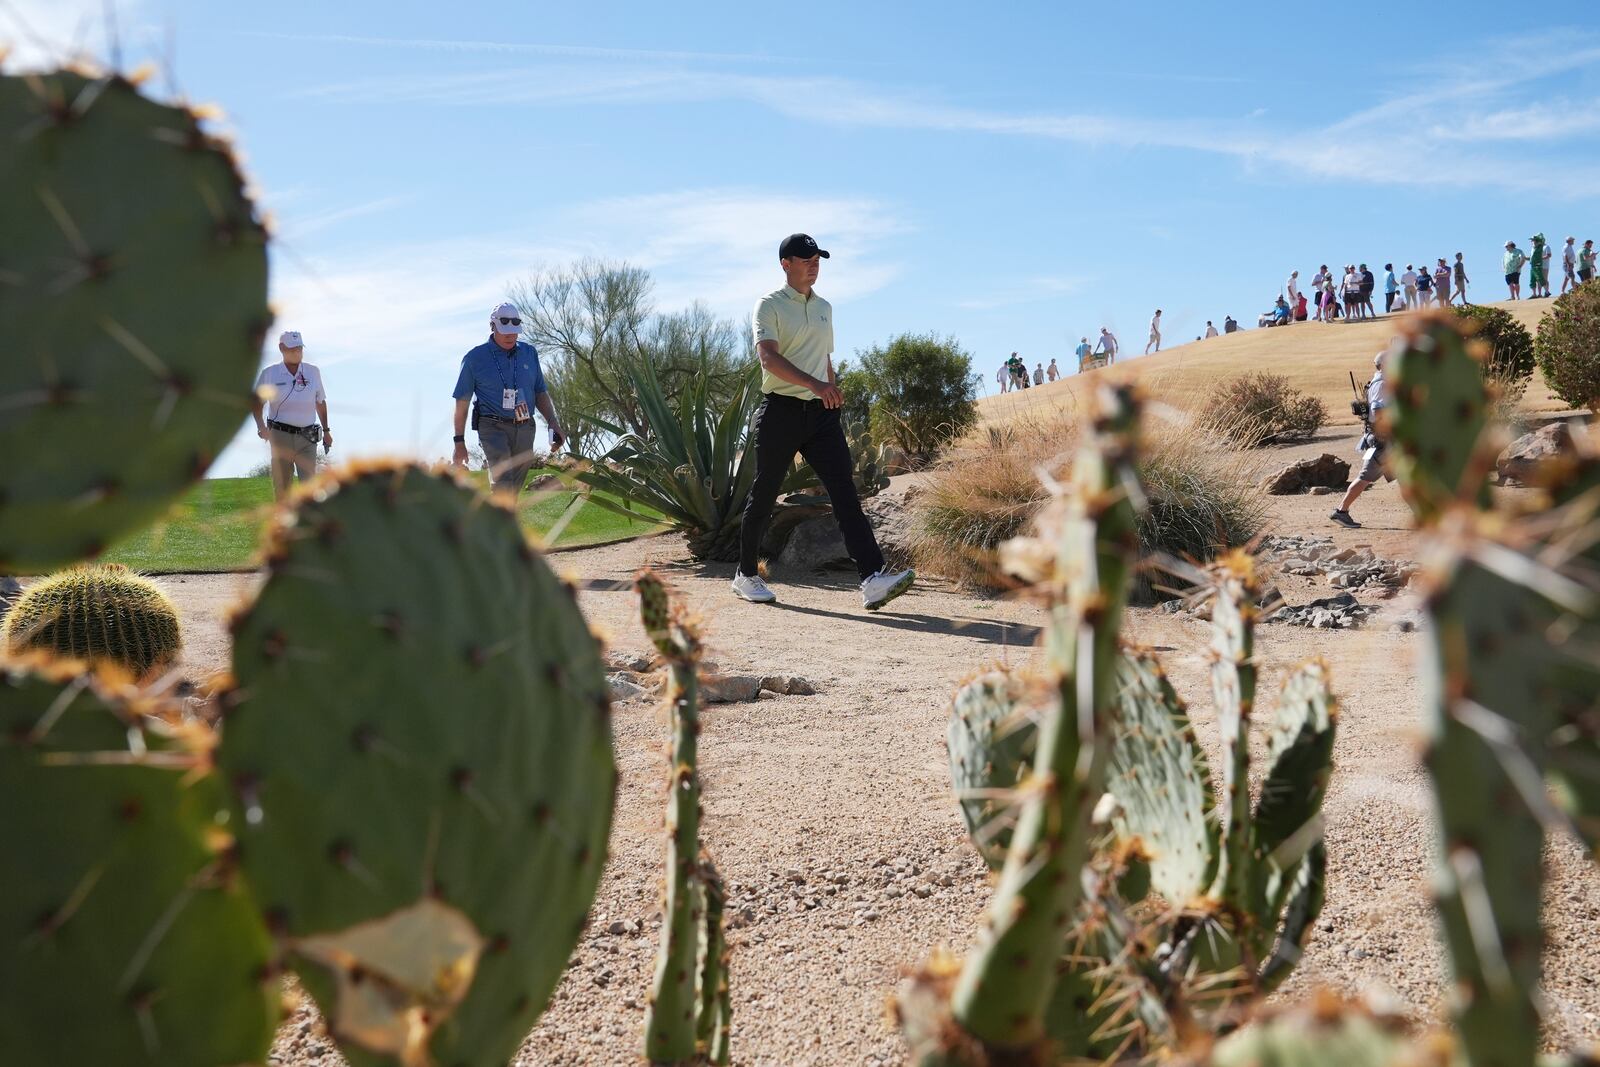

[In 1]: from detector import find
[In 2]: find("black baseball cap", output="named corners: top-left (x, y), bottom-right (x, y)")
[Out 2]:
top-left (779, 233), bottom-right (830, 260)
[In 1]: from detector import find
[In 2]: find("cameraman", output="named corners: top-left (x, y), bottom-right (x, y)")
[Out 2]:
top-left (1330, 351), bottom-right (1390, 529)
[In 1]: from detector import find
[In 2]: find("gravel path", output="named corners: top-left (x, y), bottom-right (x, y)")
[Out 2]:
top-left (146, 456), bottom-right (1598, 1065)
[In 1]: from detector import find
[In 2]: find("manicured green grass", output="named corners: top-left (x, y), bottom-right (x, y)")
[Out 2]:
top-left (102, 471), bottom-right (666, 573)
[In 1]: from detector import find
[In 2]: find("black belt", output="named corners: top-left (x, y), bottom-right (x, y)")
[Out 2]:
top-left (762, 392), bottom-right (825, 407)
top-left (268, 419), bottom-right (319, 439)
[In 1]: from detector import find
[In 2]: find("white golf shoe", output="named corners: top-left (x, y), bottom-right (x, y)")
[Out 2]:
top-left (861, 568), bottom-right (915, 611)
top-left (731, 572), bottom-right (777, 603)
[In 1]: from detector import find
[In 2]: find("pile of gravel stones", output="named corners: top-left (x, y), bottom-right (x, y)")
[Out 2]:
top-left (1256, 535), bottom-right (1421, 594)
top-left (1157, 535), bottom-right (1424, 631)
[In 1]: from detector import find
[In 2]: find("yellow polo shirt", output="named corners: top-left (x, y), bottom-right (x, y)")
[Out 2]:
top-left (753, 285), bottom-right (834, 399)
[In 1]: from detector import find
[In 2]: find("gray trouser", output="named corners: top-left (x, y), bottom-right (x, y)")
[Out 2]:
top-left (270, 427), bottom-right (318, 499)
top-left (479, 418), bottom-right (537, 497)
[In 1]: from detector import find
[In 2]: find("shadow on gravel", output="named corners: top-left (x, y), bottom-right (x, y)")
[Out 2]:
top-left (770, 601), bottom-right (1042, 648)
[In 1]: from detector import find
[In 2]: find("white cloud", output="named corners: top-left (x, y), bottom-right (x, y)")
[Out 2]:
top-left (1428, 100), bottom-right (1600, 142)
top-left (288, 30), bottom-right (1600, 200)
top-left (243, 31), bottom-right (773, 66)
top-left (0, 0), bottom-right (148, 71)
top-left (556, 188), bottom-right (908, 313)
top-left (956, 275), bottom-right (1086, 312)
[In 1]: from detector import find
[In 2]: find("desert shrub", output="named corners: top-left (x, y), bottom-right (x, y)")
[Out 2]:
top-left (845, 333), bottom-right (979, 465)
top-left (908, 411), bottom-right (1267, 599)
top-left (1535, 282), bottom-right (1600, 412)
top-left (1451, 304), bottom-right (1535, 415)
top-left (573, 361), bottom-right (815, 560)
top-left (1198, 373), bottom-right (1326, 447)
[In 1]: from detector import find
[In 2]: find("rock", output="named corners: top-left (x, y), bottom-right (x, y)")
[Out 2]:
top-left (1262, 454), bottom-right (1352, 495)
top-left (759, 675), bottom-right (818, 696)
top-left (701, 674), bottom-right (763, 703)
top-left (775, 515), bottom-right (851, 571)
top-left (862, 492), bottom-right (914, 567)
top-left (1258, 584), bottom-right (1286, 615)
top-left (606, 673), bottom-right (649, 702)
top-left (1309, 486), bottom-right (1337, 495)
top-left (1497, 422), bottom-right (1575, 486)
top-left (1273, 591), bottom-right (1375, 630)
top-left (605, 649), bottom-right (654, 673)
top-left (760, 499), bottom-right (835, 557)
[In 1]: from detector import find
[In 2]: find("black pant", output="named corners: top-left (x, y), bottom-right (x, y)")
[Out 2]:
top-left (740, 394), bottom-right (885, 581)
top-left (1384, 291), bottom-right (1396, 312)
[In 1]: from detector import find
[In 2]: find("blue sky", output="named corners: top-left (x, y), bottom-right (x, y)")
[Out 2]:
top-left (6, 0), bottom-right (1599, 475)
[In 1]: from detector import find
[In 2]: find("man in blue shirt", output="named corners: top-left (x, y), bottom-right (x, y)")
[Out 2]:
top-left (451, 301), bottom-right (566, 498)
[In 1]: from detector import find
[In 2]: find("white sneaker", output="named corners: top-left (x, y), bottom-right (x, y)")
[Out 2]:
top-left (731, 572), bottom-right (777, 603)
top-left (861, 568), bottom-right (915, 611)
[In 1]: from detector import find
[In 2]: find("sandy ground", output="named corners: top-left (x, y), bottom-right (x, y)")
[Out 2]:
top-left (142, 423), bottom-right (1600, 1066)
top-left (980, 298), bottom-right (1568, 431)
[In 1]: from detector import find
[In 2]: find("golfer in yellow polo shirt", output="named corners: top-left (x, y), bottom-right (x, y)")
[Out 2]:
top-left (732, 233), bottom-right (915, 611)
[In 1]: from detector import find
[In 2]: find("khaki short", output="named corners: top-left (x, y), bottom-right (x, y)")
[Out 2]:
top-left (1357, 441), bottom-right (1392, 484)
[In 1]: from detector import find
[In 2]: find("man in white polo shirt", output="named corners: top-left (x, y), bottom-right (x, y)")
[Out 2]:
top-left (733, 233), bottom-right (915, 611)
top-left (252, 330), bottom-right (330, 500)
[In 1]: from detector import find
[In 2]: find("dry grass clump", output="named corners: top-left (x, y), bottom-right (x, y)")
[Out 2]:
top-left (1199, 373), bottom-right (1327, 447)
top-left (908, 406), bottom-right (1268, 599)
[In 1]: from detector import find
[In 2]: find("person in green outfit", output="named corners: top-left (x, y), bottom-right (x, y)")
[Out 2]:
top-left (1529, 233), bottom-right (1549, 298)
top-left (1503, 240), bottom-right (1527, 300)
top-left (1579, 240), bottom-right (1597, 285)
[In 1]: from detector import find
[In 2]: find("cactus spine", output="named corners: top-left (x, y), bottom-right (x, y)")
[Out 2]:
top-left (638, 568), bottom-right (731, 1066)
top-left (0, 563), bottom-right (181, 680)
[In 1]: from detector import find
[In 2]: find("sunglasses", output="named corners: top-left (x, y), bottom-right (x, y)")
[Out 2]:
top-left (498, 316), bottom-right (521, 326)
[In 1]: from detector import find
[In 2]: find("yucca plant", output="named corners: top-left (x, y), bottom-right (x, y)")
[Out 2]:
top-left (571, 357), bottom-right (814, 560)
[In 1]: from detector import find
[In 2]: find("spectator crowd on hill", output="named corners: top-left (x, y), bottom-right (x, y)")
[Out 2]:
top-left (993, 230), bottom-right (1596, 387)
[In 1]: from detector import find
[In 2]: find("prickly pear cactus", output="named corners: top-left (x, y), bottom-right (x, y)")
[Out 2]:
top-left (0, 660), bottom-right (276, 1066)
top-left (1385, 318), bottom-right (1600, 1067)
top-left (215, 463), bottom-right (616, 1067)
top-left (897, 383), bottom-right (1146, 1065)
top-left (1381, 313), bottom-right (1497, 522)
top-left (0, 563), bottom-right (181, 679)
top-left (1201, 995), bottom-right (1437, 1067)
top-left (946, 669), bottom-right (1038, 870)
top-left (0, 69), bottom-right (269, 572)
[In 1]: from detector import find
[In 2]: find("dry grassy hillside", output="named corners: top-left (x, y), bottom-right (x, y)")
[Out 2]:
top-left (980, 299), bottom-right (1569, 426)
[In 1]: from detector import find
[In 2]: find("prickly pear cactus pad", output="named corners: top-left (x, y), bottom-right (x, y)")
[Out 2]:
top-left (1382, 313), bottom-right (1496, 522)
top-left (1107, 649), bottom-right (1215, 907)
top-left (1203, 994), bottom-right (1439, 1067)
top-left (946, 669), bottom-right (1039, 870)
top-left (217, 464), bottom-right (616, 1067)
top-left (0, 69), bottom-right (268, 572)
top-left (0, 661), bottom-right (276, 1066)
